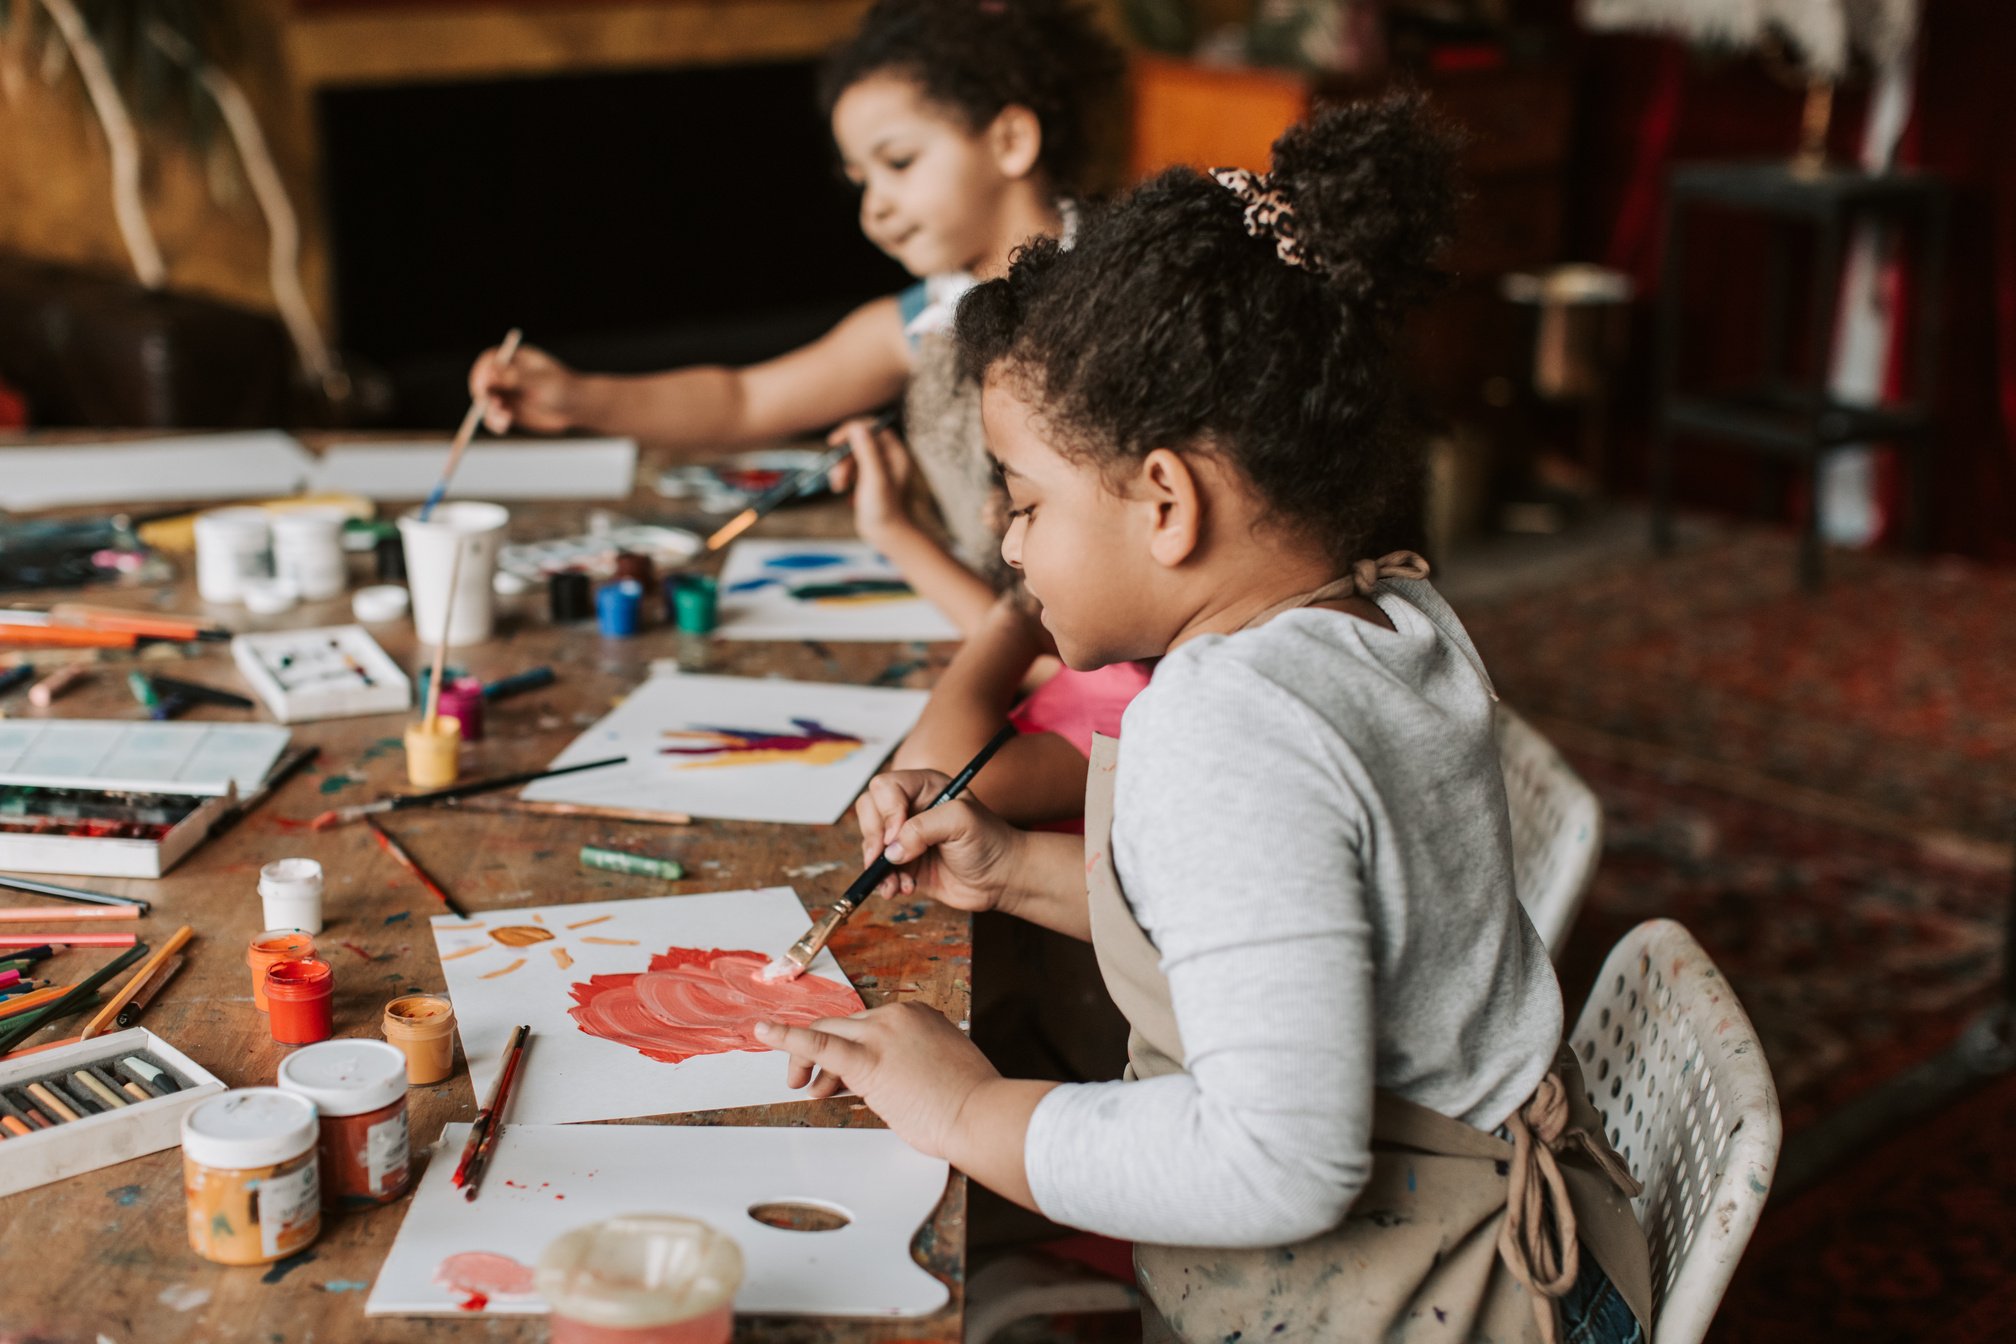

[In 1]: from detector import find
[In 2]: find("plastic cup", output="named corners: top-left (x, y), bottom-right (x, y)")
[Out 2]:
top-left (537, 1215), bottom-right (742, 1344)
top-left (405, 718), bottom-right (461, 789)
top-left (258, 858), bottom-right (325, 934)
top-left (397, 501), bottom-right (508, 647)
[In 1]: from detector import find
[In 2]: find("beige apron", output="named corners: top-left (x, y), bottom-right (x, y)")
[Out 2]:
top-left (1078, 562), bottom-right (1653, 1344)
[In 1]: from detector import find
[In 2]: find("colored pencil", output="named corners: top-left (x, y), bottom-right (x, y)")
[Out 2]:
top-left (423, 327), bottom-right (522, 521)
top-left (309, 755), bottom-right (629, 829)
top-left (206, 745), bottom-right (321, 840)
top-left (0, 941), bottom-right (144, 1055)
top-left (773, 721), bottom-right (1018, 979)
top-left (0, 933), bottom-right (137, 948)
top-left (365, 818), bottom-right (468, 919)
top-left (145, 674), bottom-right (254, 709)
top-left (28, 665), bottom-right (91, 706)
top-left (0, 984), bottom-right (75, 1019)
top-left (0, 944), bottom-right (57, 967)
top-left (0, 876), bottom-right (148, 911)
top-left (0, 905), bottom-right (140, 922)
top-left (453, 1023), bottom-right (529, 1200)
top-left (114, 954), bottom-right (184, 1030)
top-left (48, 603), bottom-right (230, 642)
top-left (81, 924), bottom-right (192, 1040)
top-left (0, 627), bottom-right (158, 650)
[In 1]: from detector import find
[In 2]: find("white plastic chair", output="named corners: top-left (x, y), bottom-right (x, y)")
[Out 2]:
top-left (1496, 703), bottom-right (1603, 957)
top-left (1571, 919), bottom-right (1782, 1344)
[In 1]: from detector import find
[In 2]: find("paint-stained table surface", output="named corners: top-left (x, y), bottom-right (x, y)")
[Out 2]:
top-left (0, 436), bottom-right (968, 1343)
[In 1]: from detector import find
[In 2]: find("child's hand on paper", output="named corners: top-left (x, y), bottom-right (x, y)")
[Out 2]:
top-left (470, 341), bottom-right (578, 434)
top-left (854, 769), bottom-right (1024, 913)
top-left (757, 1002), bottom-right (996, 1160)
top-left (828, 415), bottom-right (916, 543)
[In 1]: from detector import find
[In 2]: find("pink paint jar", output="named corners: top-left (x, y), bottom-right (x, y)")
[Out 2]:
top-left (535, 1215), bottom-right (742, 1344)
top-left (437, 677), bottom-right (486, 742)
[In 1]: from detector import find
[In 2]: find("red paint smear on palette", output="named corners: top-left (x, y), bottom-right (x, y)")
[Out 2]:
top-left (569, 946), bottom-right (862, 1064)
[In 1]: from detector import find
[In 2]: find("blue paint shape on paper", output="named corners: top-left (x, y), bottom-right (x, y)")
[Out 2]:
top-left (763, 552), bottom-right (847, 570)
top-left (727, 577), bottom-right (780, 593)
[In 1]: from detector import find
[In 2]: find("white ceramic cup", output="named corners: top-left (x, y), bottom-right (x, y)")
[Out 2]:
top-left (397, 501), bottom-right (509, 647)
top-left (258, 857), bottom-right (325, 935)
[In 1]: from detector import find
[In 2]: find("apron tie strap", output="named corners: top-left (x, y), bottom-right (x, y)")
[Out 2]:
top-left (1496, 1071), bottom-right (1645, 1343)
top-left (1347, 550), bottom-right (1431, 595)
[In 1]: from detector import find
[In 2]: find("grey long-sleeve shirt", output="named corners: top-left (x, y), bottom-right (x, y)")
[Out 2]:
top-left (1023, 580), bottom-right (1562, 1248)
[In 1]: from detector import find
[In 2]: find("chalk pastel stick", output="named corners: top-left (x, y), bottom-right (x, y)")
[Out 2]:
top-left (0, 933), bottom-right (138, 948)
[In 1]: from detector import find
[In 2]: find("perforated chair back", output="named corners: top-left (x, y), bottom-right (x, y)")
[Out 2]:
top-left (1571, 919), bottom-right (1782, 1344)
top-left (1496, 704), bottom-right (1603, 956)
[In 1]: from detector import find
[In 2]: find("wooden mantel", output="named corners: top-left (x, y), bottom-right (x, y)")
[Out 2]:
top-left (286, 0), bottom-right (874, 89)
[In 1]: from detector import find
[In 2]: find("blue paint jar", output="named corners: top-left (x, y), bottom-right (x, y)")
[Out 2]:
top-left (597, 579), bottom-right (643, 638)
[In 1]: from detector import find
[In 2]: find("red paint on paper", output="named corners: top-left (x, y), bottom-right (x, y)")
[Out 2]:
top-left (568, 946), bottom-right (862, 1064)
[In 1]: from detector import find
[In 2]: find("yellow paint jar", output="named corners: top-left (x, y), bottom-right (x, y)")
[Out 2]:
top-left (404, 717), bottom-right (461, 789)
top-left (181, 1088), bottom-right (321, 1266)
top-left (382, 993), bottom-right (457, 1085)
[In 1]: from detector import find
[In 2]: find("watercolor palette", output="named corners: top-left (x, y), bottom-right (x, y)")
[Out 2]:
top-left (368, 1122), bottom-right (951, 1318)
top-left (231, 624), bottom-right (412, 723)
top-left (0, 720), bottom-right (288, 796)
top-left (430, 888), bottom-right (860, 1126)
top-left (714, 539), bottom-right (960, 643)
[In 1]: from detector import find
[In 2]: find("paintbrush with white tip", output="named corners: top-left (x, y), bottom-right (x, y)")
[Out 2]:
top-left (765, 722), bottom-right (1016, 981)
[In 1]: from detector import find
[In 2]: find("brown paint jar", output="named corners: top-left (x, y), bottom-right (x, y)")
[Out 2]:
top-left (382, 994), bottom-right (457, 1085)
top-left (246, 929), bottom-right (316, 1013)
top-left (277, 1039), bottom-right (412, 1210)
top-left (181, 1088), bottom-right (321, 1265)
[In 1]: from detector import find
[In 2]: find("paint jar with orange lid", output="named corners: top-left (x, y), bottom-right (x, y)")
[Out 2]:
top-left (382, 993), bottom-right (457, 1084)
top-left (181, 1088), bottom-right (321, 1266)
top-left (277, 1039), bottom-right (412, 1210)
top-left (536, 1214), bottom-right (744, 1344)
top-left (246, 929), bottom-right (316, 1012)
top-left (266, 958), bottom-right (335, 1045)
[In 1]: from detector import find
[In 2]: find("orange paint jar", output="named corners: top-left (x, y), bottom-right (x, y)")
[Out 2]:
top-left (246, 929), bottom-right (316, 1013)
top-left (266, 957), bottom-right (334, 1045)
top-left (277, 1039), bottom-right (412, 1210)
top-left (181, 1088), bottom-right (321, 1266)
top-left (382, 994), bottom-right (457, 1085)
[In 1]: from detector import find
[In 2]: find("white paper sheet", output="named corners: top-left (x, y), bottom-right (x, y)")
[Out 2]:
top-left (367, 1123), bottom-right (951, 1318)
top-left (432, 888), bottom-right (859, 1126)
top-left (715, 539), bottom-right (960, 643)
top-left (309, 438), bottom-right (638, 500)
top-left (519, 673), bottom-right (929, 825)
top-left (0, 432), bottom-right (313, 510)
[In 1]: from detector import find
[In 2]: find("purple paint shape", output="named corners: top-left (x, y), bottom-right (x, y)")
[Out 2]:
top-left (762, 552), bottom-right (847, 570)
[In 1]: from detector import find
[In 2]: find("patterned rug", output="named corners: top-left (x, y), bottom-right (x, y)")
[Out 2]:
top-left (1461, 527), bottom-right (2016, 845)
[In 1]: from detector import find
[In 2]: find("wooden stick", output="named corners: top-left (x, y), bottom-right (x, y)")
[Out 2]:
top-left (452, 796), bottom-right (692, 826)
top-left (422, 539), bottom-right (466, 733)
top-left (423, 327), bottom-right (522, 521)
top-left (0, 906), bottom-right (140, 922)
top-left (80, 924), bottom-right (191, 1040)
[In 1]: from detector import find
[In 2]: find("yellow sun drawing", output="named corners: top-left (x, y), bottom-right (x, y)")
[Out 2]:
top-left (437, 911), bottom-right (640, 979)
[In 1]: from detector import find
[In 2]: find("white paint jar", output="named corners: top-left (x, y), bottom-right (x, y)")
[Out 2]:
top-left (536, 1215), bottom-right (744, 1344)
top-left (193, 507), bottom-right (272, 604)
top-left (271, 507), bottom-right (350, 601)
top-left (258, 857), bottom-right (325, 934)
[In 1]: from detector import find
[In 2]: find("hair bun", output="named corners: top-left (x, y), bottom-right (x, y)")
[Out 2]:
top-left (1268, 93), bottom-right (1460, 325)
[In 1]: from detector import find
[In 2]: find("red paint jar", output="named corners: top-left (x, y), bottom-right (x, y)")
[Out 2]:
top-left (266, 957), bottom-right (335, 1045)
top-left (438, 677), bottom-right (486, 742)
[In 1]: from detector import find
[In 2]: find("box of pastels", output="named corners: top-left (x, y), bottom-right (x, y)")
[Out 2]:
top-left (0, 1028), bottom-right (224, 1197)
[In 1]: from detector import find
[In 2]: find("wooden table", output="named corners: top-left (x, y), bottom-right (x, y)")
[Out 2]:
top-left (0, 442), bottom-right (967, 1343)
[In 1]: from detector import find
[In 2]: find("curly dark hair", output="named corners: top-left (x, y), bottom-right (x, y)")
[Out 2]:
top-left (955, 95), bottom-right (1460, 566)
top-left (817, 0), bottom-right (1123, 192)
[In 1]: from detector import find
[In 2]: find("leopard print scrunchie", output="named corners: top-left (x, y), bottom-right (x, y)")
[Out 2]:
top-left (1210, 166), bottom-right (1312, 272)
